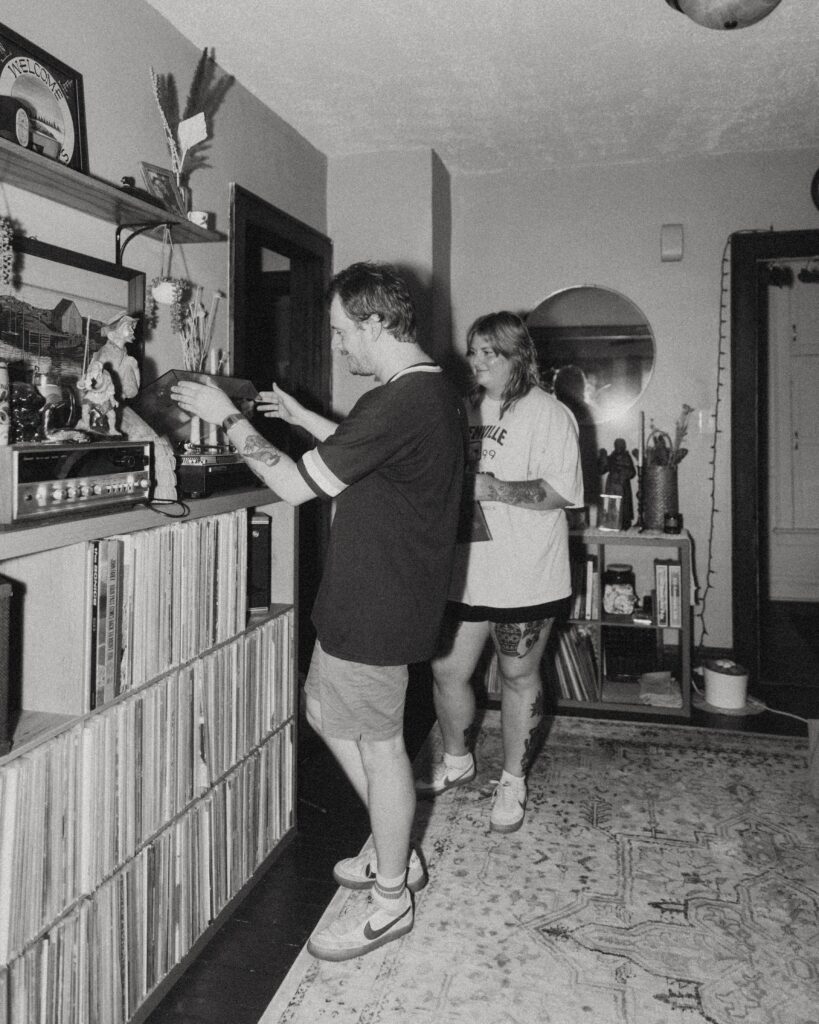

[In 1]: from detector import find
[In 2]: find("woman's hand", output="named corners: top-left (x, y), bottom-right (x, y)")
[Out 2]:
top-left (257, 383), bottom-right (303, 425)
top-left (170, 379), bottom-right (238, 425)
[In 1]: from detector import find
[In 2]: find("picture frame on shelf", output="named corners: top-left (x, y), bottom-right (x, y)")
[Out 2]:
top-left (0, 22), bottom-right (88, 173)
top-left (1, 236), bottom-right (145, 390)
top-left (140, 161), bottom-right (186, 216)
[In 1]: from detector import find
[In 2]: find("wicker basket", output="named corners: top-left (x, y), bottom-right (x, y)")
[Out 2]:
top-left (641, 464), bottom-right (678, 530)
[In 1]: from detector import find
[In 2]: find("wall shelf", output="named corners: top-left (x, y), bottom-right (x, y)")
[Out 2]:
top-left (0, 138), bottom-right (224, 262)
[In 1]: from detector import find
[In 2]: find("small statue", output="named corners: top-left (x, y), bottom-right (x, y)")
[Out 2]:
top-left (77, 361), bottom-right (119, 435)
top-left (601, 437), bottom-right (636, 529)
top-left (95, 312), bottom-right (140, 402)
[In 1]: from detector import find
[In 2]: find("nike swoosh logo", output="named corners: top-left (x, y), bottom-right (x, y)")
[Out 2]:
top-left (363, 905), bottom-right (412, 941)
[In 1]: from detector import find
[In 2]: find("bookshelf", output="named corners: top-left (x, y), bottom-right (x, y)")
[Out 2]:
top-left (0, 488), bottom-right (297, 1024)
top-left (484, 527), bottom-right (692, 719)
top-left (552, 527), bottom-right (692, 717)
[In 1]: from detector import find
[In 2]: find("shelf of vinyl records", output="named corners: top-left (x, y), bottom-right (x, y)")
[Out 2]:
top-left (483, 528), bottom-right (692, 720)
top-left (0, 490), bottom-right (298, 1024)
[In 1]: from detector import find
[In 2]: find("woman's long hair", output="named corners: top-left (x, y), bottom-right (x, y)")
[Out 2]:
top-left (467, 311), bottom-right (542, 417)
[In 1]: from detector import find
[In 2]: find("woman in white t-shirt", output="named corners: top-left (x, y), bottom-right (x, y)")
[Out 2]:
top-left (417, 311), bottom-right (583, 833)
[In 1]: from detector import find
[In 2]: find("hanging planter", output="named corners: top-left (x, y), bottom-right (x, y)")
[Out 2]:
top-left (147, 226), bottom-right (189, 330)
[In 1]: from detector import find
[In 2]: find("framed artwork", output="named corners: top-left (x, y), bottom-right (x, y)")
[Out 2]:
top-left (140, 161), bottom-right (185, 216)
top-left (0, 237), bottom-right (145, 388)
top-left (0, 22), bottom-right (88, 172)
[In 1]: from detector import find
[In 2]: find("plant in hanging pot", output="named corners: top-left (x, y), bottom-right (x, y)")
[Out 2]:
top-left (149, 275), bottom-right (189, 330)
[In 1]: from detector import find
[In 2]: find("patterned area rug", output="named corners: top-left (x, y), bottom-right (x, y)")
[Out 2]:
top-left (260, 713), bottom-right (818, 1024)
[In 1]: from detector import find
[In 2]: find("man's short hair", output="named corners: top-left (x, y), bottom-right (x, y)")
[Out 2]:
top-left (329, 262), bottom-right (416, 343)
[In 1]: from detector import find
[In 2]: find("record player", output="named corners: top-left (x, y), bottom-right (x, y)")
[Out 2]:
top-left (175, 442), bottom-right (259, 498)
top-left (129, 370), bottom-right (263, 498)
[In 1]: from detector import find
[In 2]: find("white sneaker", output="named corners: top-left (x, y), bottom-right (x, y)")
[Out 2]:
top-left (415, 754), bottom-right (476, 796)
top-left (333, 847), bottom-right (428, 893)
top-left (307, 892), bottom-right (414, 962)
top-left (489, 777), bottom-right (526, 833)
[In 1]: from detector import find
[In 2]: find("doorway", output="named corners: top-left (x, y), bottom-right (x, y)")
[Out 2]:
top-left (229, 185), bottom-right (333, 673)
top-left (731, 229), bottom-right (819, 688)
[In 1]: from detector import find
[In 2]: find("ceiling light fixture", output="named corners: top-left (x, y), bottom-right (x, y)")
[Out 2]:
top-left (663, 0), bottom-right (783, 30)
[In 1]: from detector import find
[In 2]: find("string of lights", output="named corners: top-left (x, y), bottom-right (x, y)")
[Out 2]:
top-left (694, 235), bottom-right (731, 659)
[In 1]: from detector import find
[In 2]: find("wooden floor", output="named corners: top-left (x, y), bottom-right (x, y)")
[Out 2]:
top-left (143, 669), bottom-right (816, 1024)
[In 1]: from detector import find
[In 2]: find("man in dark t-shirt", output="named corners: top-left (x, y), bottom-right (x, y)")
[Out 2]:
top-left (171, 262), bottom-right (465, 962)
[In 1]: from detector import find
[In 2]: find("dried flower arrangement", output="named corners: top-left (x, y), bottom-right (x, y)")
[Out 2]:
top-left (177, 286), bottom-right (221, 373)
top-left (645, 403), bottom-right (693, 467)
top-left (150, 48), bottom-right (234, 192)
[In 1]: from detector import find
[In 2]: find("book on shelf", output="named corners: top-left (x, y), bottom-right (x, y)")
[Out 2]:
top-left (585, 554), bottom-right (598, 621)
top-left (85, 539), bottom-right (125, 710)
top-left (549, 623), bottom-right (599, 702)
top-left (568, 554), bottom-right (598, 621)
top-left (84, 541), bottom-right (101, 711)
top-left (569, 559), bottom-right (585, 619)
top-left (668, 560), bottom-right (682, 628)
top-left (654, 558), bottom-right (670, 628)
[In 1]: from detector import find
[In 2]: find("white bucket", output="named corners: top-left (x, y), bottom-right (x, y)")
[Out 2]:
top-left (704, 659), bottom-right (749, 709)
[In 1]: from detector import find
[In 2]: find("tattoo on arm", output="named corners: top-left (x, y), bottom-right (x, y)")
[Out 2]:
top-left (485, 477), bottom-right (550, 506)
top-left (241, 434), bottom-right (284, 482)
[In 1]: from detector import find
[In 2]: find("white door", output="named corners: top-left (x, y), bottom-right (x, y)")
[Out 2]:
top-left (767, 268), bottom-right (819, 600)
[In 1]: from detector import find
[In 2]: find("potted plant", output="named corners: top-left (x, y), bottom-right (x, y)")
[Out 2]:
top-left (642, 404), bottom-right (692, 530)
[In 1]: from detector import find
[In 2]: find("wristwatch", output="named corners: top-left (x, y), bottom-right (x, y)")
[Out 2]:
top-left (221, 412), bottom-right (244, 433)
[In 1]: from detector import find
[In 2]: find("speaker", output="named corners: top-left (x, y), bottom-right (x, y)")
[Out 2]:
top-left (0, 576), bottom-right (12, 755)
top-left (248, 512), bottom-right (272, 613)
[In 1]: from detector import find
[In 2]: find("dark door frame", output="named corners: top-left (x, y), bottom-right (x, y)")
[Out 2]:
top-left (229, 183), bottom-right (333, 410)
top-left (229, 185), bottom-right (333, 672)
top-left (730, 228), bottom-right (819, 682)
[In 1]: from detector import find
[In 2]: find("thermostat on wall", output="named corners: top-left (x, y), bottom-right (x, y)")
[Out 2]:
top-left (660, 223), bottom-right (684, 262)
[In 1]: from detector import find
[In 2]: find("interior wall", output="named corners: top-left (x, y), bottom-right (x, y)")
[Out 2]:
top-left (0, 0), bottom-right (327, 384)
top-left (328, 148), bottom-right (446, 416)
top-left (449, 148), bottom-right (819, 651)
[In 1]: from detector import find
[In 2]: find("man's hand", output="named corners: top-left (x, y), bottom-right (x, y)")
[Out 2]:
top-left (170, 379), bottom-right (238, 425)
top-left (257, 383), bottom-right (303, 425)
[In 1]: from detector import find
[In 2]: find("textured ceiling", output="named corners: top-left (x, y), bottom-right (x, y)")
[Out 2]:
top-left (144, 0), bottom-right (818, 176)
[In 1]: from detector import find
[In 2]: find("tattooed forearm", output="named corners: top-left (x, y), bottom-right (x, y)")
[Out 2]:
top-left (241, 434), bottom-right (285, 473)
top-left (482, 477), bottom-right (551, 507)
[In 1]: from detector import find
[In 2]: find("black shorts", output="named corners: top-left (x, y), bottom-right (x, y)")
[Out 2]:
top-left (445, 596), bottom-right (570, 624)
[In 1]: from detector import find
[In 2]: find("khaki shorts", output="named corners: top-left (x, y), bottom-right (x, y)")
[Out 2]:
top-left (304, 640), bottom-right (409, 741)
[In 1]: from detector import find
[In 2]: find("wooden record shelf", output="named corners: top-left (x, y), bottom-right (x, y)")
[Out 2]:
top-left (0, 137), bottom-right (224, 263)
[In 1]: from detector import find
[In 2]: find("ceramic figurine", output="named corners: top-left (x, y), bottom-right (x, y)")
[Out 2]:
top-left (601, 438), bottom-right (636, 529)
top-left (77, 361), bottom-right (119, 435)
top-left (95, 312), bottom-right (140, 402)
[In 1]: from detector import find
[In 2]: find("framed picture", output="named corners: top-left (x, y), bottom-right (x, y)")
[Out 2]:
top-left (0, 22), bottom-right (88, 172)
top-left (1, 237), bottom-right (145, 389)
top-left (140, 161), bottom-right (185, 216)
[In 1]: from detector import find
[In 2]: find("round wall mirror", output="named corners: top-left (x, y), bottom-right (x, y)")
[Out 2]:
top-left (527, 285), bottom-right (655, 426)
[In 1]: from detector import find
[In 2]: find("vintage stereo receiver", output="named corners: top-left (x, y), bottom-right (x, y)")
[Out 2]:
top-left (0, 440), bottom-right (153, 524)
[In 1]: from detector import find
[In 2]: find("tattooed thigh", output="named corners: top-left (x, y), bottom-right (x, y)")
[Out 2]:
top-left (492, 620), bottom-right (546, 659)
